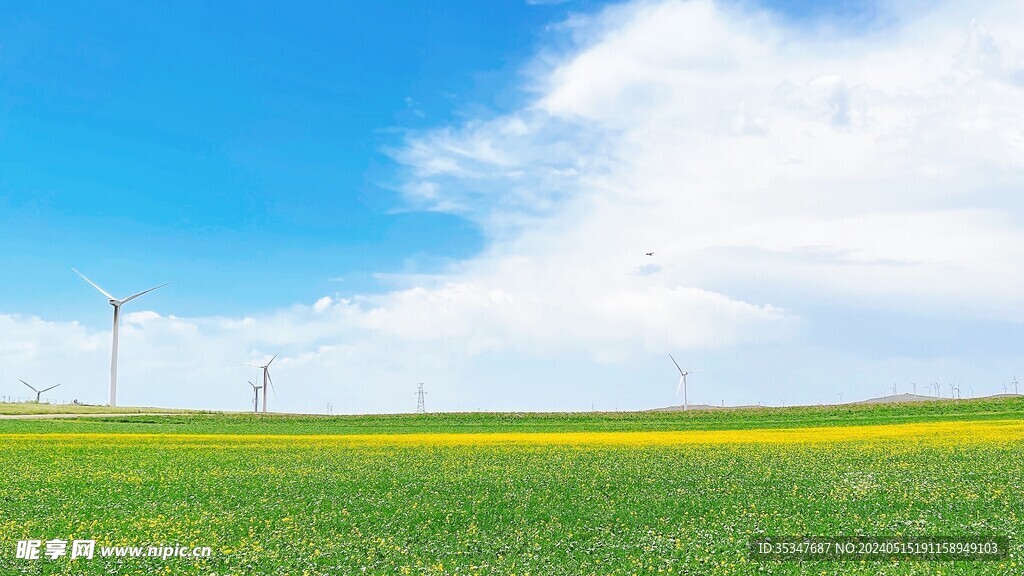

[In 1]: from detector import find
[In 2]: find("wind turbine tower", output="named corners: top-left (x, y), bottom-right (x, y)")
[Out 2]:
top-left (73, 269), bottom-right (168, 407)
top-left (20, 380), bottom-right (61, 403)
top-left (251, 355), bottom-right (278, 413)
top-left (668, 354), bottom-right (702, 411)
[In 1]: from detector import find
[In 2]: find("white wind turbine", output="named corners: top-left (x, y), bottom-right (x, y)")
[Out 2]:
top-left (73, 269), bottom-right (168, 407)
top-left (20, 380), bottom-right (61, 403)
top-left (669, 354), bottom-right (702, 411)
top-left (248, 381), bottom-right (262, 413)
top-left (251, 354), bottom-right (278, 413)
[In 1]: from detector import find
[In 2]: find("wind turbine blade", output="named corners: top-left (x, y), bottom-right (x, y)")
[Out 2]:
top-left (689, 369), bottom-right (704, 373)
top-left (668, 354), bottom-right (684, 376)
top-left (39, 384), bottom-right (61, 394)
top-left (676, 376), bottom-right (684, 398)
top-left (120, 282), bottom-right (170, 304)
top-left (267, 353), bottom-right (279, 366)
top-left (268, 373), bottom-right (277, 399)
top-left (20, 380), bottom-right (38, 394)
top-left (72, 268), bottom-right (116, 300)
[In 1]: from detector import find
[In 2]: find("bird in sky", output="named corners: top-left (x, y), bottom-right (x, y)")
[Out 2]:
top-left (645, 252), bottom-right (654, 256)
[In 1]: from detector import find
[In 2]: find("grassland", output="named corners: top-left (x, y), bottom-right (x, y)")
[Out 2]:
top-left (1, 395), bottom-right (1022, 434)
top-left (0, 398), bottom-right (1022, 575)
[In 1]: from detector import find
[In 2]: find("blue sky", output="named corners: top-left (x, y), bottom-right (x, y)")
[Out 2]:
top-left (2, 0), bottom-right (1023, 412)
top-left (0, 0), bottom-right (874, 319)
top-left (0, 0), bottom-right (613, 317)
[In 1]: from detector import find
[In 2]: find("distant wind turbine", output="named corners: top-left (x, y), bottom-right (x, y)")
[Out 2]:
top-left (668, 354), bottom-right (702, 411)
top-left (73, 268), bottom-right (168, 407)
top-left (20, 380), bottom-right (60, 403)
top-left (1013, 377), bottom-right (1019, 395)
top-left (247, 381), bottom-right (262, 413)
top-left (250, 355), bottom-right (278, 413)
top-left (911, 382), bottom-right (917, 395)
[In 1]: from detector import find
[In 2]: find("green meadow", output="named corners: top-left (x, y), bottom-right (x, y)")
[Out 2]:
top-left (0, 398), bottom-right (1022, 575)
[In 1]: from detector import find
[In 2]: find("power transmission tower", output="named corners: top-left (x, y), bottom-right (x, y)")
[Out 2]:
top-left (415, 383), bottom-right (426, 414)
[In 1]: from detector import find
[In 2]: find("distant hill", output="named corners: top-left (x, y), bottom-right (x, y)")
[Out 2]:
top-left (649, 393), bottom-right (1024, 411)
top-left (648, 403), bottom-right (764, 412)
top-left (857, 393), bottom-right (1022, 405)
top-left (856, 393), bottom-right (941, 404)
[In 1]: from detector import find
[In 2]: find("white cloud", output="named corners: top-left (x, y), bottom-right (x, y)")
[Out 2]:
top-left (4, 0), bottom-right (1024, 412)
top-left (313, 296), bottom-right (333, 313)
top-left (399, 0), bottom-right (1024, 321)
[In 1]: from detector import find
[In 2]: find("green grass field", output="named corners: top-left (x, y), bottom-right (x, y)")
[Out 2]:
top-left (1, 396), bottom-right (1022, 433)
top-left (1, 398), bottom-right (1022, 575)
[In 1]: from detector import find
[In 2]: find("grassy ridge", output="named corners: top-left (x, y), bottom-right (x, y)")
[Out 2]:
top-left (1, 396), bottom-right (1022, 435)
